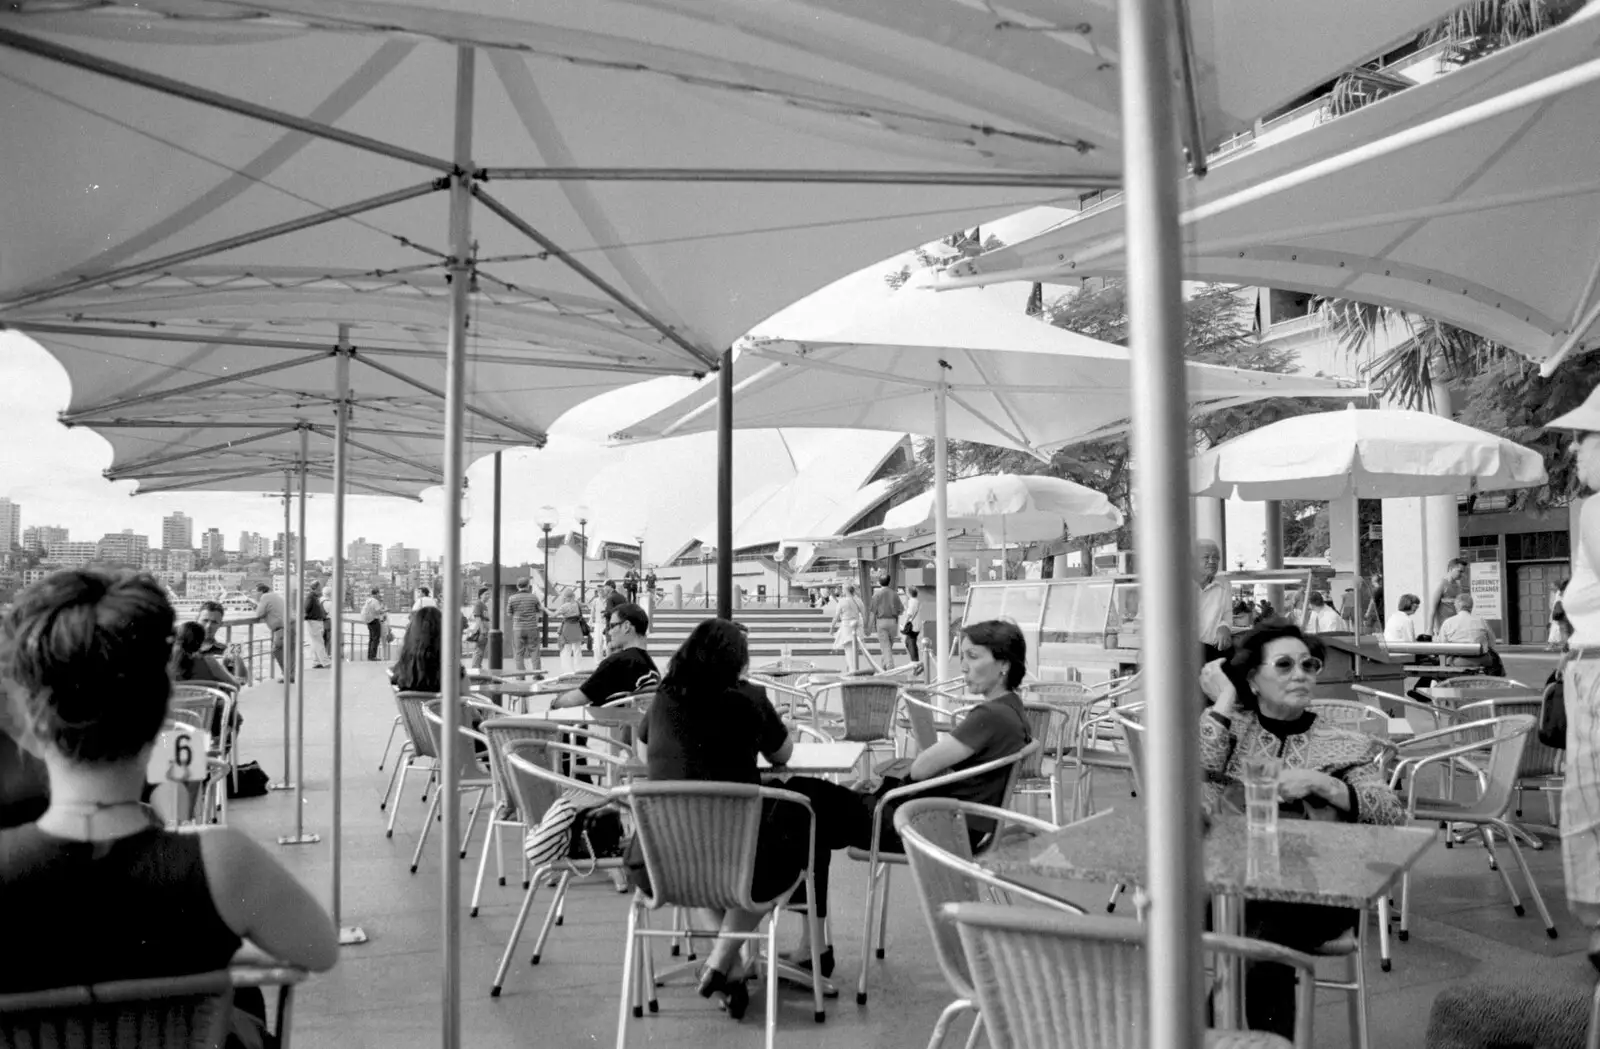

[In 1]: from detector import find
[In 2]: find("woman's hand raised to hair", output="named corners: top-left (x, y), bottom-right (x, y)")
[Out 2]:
top-left (1200, 659), bottom-right (1237, 715)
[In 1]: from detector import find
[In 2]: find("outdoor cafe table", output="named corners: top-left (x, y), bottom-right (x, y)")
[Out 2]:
top-left (615, 742), bottom-right (869, 782)
top-left (1418, 684), bottom-right (1542, 708)
top-left (980, 806), bottom-right (1437, 1026)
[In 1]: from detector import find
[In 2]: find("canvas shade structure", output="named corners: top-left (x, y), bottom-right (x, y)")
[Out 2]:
top-left (0, 2), bottom-right (1472, 1046)
top-left (883, 473), bottom-right (1123, 579)
top-left (937, 3), bottom-right (1600, 375)
top-left (1191, 407), bottom-right (1547, 642)
top-left (616, 282), bottom-right (1352, 678)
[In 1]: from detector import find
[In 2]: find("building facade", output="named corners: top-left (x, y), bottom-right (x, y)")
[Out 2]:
top-left (0, 498), bottom-right (20, 552)
top-left (96, 530), bottom-right (150, 564)
top-left (46, 541), bottom-right (100, 566)
top-left (201, 527), bottom-right (225, 563)
top-left (162, 511), bottom-right (194, 550)
top-left (386, 544), bottom-right (419, 571)
top-left (348, 537), bottom-right (384, 569)
top-left (21, 524), bottom-right (66, 554)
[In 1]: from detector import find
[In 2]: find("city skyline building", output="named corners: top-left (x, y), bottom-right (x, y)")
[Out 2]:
top-left (162, 511), bottom-right (194, 550)
top-left (0, 497), bottom-right (20, 551)
top-left (97, 529), bottom-right (149, 564)
top-left (21, 523), bottom-right (67, 553)
top-left (201, 527), bottom-right (225, 563)
top-left (386, 543), bottom-right (419, 571)
top-left (46, 540), bottom-right (99, 566)
top-left (348, 536), bottom-right (384, 570)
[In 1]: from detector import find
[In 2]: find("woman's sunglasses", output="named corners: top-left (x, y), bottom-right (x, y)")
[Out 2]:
top-left (1267, 655), bottom-right (1323, 676)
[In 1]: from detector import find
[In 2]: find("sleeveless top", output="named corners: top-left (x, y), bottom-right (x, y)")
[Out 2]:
top-left (0, 823), bottom-right (241, 991)
top-left (1566, 499), bottom-right (1600, 647)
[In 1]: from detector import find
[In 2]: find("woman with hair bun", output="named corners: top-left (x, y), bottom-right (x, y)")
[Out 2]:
top-left (0, 569), bottom-right (337, 1033)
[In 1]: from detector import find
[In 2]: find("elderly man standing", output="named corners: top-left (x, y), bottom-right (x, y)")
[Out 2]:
top-left (1196, 539), bottom-right (1232, 665)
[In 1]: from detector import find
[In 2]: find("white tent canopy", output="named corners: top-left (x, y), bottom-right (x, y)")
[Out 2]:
top-left (884, 473), bottom-right (1122, 543)
top-left (615, 284), bottom-right (1357, 454)
top-left (938, 5), bottom-right (1600, 368)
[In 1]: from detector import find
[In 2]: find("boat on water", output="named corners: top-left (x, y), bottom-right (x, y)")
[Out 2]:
top-left (169, 590), bottom-right (260, 619)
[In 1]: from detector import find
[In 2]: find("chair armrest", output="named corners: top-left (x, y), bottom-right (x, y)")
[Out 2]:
top-left (791, 723), bottom-right (831, 744)
top-left (1203, 933), bottom-right (1319, 1049)
top-left (230, 964), bottom-right (309, 990)
top-left (868, 744), bottom-right (1039, 854)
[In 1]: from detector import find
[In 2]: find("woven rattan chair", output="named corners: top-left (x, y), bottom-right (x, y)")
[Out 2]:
top-left (814, 679), bottom-right (901, 774)
top-left (470, 717), bottom-right (564, 917)
top-left (851, 739), bottom-right (1041, 1005)
top-left (611, 781), bottom-right (824, 1049)
top-left (896, 798), bottom-right (1086, 1049)
top-left (1438, 676), bottom-right (1531, 691)
top-left (1451, 696), bottom-right (1563, 846)
top-left (1070, 699), bottom-right (1145, 820)
top-left (381, 691), bottom-right (442, 837)
top-left (489, 740), bottom-right (628, 997)
top-left (0, 965), bottom-right (307, 1049)
top-left (900, 691), bottom-right (960, 752)
top-left (1016, 702), bottom-right (1071, 824)
top-left (410, 704), bottom-right (493, 874)
top-left (1390, 715), bottom-right (1556, 941)
top-left (945, 902), bottom-right (1316, 1049)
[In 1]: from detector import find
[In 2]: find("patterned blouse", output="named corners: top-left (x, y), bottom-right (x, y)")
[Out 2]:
top-left (1198, 707), bottom-right (1403, 826)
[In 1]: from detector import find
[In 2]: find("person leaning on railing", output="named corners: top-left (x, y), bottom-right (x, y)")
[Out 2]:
top-left (0, 569), bottom-right (338, 1046)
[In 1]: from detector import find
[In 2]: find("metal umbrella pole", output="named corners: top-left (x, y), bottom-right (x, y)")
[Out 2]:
top-left (438, 45), bottom-right (475, 1049)
top-left (488, 451), bottom-right (503, 670)
top-left (330, 326), bottom-right (366, 944)
top-left (1120, 0), bottom-right (1203, 1045)
top-left (270, 470), bottom-right (295, 792)
top-left (279, 425), bottom-right (319, 846)
top-left (933, 369), bottom-right (952, 686)
top-left (717, 347), bottom-right (734, 619)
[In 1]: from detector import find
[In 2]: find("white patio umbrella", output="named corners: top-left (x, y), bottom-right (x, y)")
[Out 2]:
top-left (1191, 407), bottom-right (1547, 641)
top-left (938, 4), bottom-right (1600, 373)
top-left (618, 283), bottom-right (1351, 675)
top-left (0, 2), bottom-right (1468, 1043)
top-left (884, 473), bottom-right (1122, 574)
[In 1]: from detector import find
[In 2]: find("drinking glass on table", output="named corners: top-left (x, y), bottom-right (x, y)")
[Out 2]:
top-left (1242, 754), bottom-right (1281, 837)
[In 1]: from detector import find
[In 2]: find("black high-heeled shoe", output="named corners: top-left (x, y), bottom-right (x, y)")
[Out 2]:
top-left (784, 946), bottom-right (835, 979)
top-left (697, 967), bottom-right (751, 1020)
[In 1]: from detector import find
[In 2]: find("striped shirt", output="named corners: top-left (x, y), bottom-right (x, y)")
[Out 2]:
top-left (507, 591), bottom-right (544, 631)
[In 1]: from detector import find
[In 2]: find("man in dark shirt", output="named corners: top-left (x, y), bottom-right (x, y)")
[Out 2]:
top-left (303, 581), bottom-right (329, 669)
top-left (869, 573), bottom-right (904, 669)
top-left (551, 602), bottom-right (659, 707)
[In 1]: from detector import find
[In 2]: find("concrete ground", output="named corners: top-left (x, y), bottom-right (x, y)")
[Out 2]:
top-left (221, 650), bottom-right (1594, 1048)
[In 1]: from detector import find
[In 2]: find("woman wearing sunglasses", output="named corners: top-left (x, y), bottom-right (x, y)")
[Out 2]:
top-left (1198, 620), bottom-right (1402, 1039)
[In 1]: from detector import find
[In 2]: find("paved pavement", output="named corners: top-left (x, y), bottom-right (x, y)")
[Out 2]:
top-left (222, 656), bottom-right (1593, 1049)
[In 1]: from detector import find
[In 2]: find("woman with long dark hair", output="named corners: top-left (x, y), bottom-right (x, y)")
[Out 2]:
top-left (632, 618), bottom-right (800, 1019)
top-left (391, 605), bottom-right (445, 693)
top-left (168, 621), bottom-right (241, 690)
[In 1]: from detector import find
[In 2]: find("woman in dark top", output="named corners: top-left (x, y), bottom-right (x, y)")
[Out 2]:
top-left (634, 618), bottom-right (799, 1019)
top-left (0, 570), bottom-right (337, 1023)
top-left (391, 604), bottom-right (448, 693)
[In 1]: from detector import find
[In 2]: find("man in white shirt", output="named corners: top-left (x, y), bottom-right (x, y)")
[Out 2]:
top-left (1304, 591), bottom-right (1348, 634)
top-left (1196, 539), bottom-right (1232, 664)
top-left (1438, 592), bottom-right (1498, 670)
top-left (1384, 593), bottom-right (1420, 645)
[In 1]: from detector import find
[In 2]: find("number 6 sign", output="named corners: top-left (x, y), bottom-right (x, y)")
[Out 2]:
top-left (147, 725), bottom-right (211, 784)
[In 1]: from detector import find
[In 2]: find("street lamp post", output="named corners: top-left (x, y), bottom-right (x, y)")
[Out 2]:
top-left (704, 546), bottom-right (716, 609)
top-left (576, 505), bottom-right (589, 605)
top-left (535, 505), bottom-right (556, 650)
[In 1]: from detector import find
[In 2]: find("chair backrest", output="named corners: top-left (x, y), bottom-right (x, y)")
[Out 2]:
top-left (895, 797), bottom-right (1087, 1007)
top-left (168, 687), bottom-right (222, 736)
top-left (823, 680), bottom-right (900, 742)
top-left (946, 902), bottom-right (1154, 1049)
top-left (618, 781), bottom-right (811, 911)
top-left (1021, 681), bottom-right (1095, 703)
top-left (1019, 703), bottom-right (1065, 779)
top-left (900, 691), bottom-right (950, 752)
top-left (1481, 698), bottom-right (1563, 778)
top-left (1114, 715), bottom-right (1146, 794)
top-left (481, 718), bottom-right (564, 820)
top-left (1309, 699), bottom-right (1386, 733)
top-left (1414, 715), bottom-right (1534, 817)
top-left (503, 740), bottom-right (604, 831)
top-left (1441, 676), bottom-right (1525, 690)
top-left (394, 691), bottom-right (442, 760)
top-left (421, 703), bottom-right (489, 782)
top-left (0, 971), bottom-right (233, 1049)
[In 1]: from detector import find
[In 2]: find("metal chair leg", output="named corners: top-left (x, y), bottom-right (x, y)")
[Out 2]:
top-left (876, 865), bottom-right (892, 959)
top-left (491, 864), bottom-right (550, 996)
top-left (1377, 895), bottom-right (1392, 971)
top-left (1497, 818), bottom-right (1558, 937)
top-left (385, 761), bottom-right (413, 837)
top-left (926, 999), bottom-right (972, 1049)
top-left (378, 714), bottom-right (401, 771)
top-left (1480, 826), bottom-right (1525, 915)
top-left (857, 861), bottom-right (881, 1004)
top-left (530, 871), bottom-right (572, 964)
top-left (410, 787), bottom-right (442, 873)
top-left (470, 821), bottom-right (496, 917)
top-left (615, 902), bottom-right (639, 1049)
top-left (1349, 922), bottom-right (1370, 1049)
top-left (459, 787), bottom-right (488, 859)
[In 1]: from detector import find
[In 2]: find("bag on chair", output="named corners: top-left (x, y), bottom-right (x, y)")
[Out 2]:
top-left (228, 761), bottom-right (271, 799)
top-left (1539, 666), bottom-right (1567, 750)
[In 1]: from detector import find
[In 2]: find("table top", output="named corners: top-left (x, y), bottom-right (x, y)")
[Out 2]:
top-left (981, 806), bottom-right (1437, 909)
top-left (472, 679), bottom-right (568, 698)
top-left (760, 741), bottom-right (867, 775)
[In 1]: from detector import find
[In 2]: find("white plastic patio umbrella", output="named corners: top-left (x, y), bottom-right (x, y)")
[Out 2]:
top-left (618, 283), bottom-right (1351, 682)
top-left (1191, 407), bottom-right (1547, 641)
top-left (938, 4), bottom-right (1600, 372)
top-left (885, 473), bottom-right (1122, 576)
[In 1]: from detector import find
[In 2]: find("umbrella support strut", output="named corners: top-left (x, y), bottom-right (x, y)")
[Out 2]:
top-left (270, 472), bottom-right (296, 794)
top-left (279, 427), bottom-right (320, 848)
top-left (330, 330), bottom-right (368, 945)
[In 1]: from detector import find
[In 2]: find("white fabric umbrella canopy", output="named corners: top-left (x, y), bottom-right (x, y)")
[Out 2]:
top-left (884, 473), bottom-right (1122, 544)
top-left (1190, 408), bottom-right (1549, 500)
top-left (939, 5), bottom-right (1600, 369)
top-left (615, 284), bottom-right (1356, 455)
